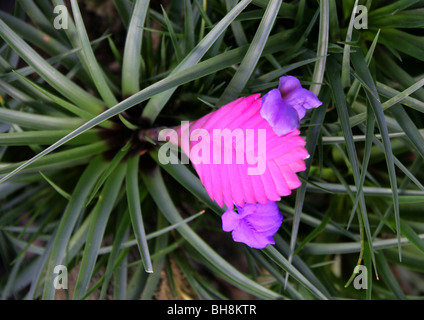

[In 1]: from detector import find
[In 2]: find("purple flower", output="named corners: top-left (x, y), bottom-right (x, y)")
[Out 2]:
top-left (260, 76), bottom-right (322, 136)
top-left (221, 201), bottom-right (283, 249)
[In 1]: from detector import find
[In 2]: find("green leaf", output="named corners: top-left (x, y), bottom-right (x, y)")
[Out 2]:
top-left (73, 162), bottom-right (126, 299)
top-left (12, 71), bottom-right (99, 121)
top-left (113, 0), bottom-right (132, 29)
top-left (184, 0), bottom-right (195, 53)
top-left (0, 130), bottom-right (99, 146)
top-left (286, 90), bottom-right (330, 285)
top-left (126, 155), bottom-right (153, 273)
top-left (251, 0), bottom-right (298, 19)
top-left (327, 56), bottom-right (376, 270)
top-left (309, 0), bottom-right (329, 96)
top-left (348, 103), bottom-right (375, 228)
top-left (0, 142), bottom-right (109, 176)
top-left (142, 167), bottom-right (281, 299)
top-left (347, 76), bottom-right (424, 129)
top-left (294, 197), bottom-right (338, 256)
top-left (225, 0), bottom-right (248, 46)
top-left (42, 156), bottom-right (108, 300)
top-left (86, 142), bottom-right (130, 206)
top-left (39, 171), bottom-right (71, 200)
top-left (160, 4), bottom-right (183, 63)
top-left (139, 213), bottom-right (169, 300)
top-left (374, 251), bottom-right (406, 300)
top-left (70, 0), bottom-right (118, 107)
top-left (370, 10), bottom-right (424, 28)
top-left (368, 0), bottom-right (420, 17)
top-left (390, 104), bottom-right (424, 160)
top-left (350, 50), bottom-right (402, 260)
top-left (0, 108), bottom-right (84, 131)
top-left (379, 29), bottom-right (424, 62)
top-left (99, 210), bottom-right (130, 299)
top-left (142, 0), bottom-right (254, 122)
top-left (17, 0), bottom-right (66, 43)
top-left (302, 235), bottom-right (424, 255)
top-left (149, 150), bottom-right (222, 215)
top-left (217, 0), bottom-right (282, 105)
top-left (263, 246), bottom-right (329, 300)
top-left (0, 19), bottom-right (105, 114)
top-left (121, 0), bottom-right (150, 96)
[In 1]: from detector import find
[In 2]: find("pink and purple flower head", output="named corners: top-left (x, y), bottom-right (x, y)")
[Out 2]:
top-left (169, 76), bottom-right (321, 248)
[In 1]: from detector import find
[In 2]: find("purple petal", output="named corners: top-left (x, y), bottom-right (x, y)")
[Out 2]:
top-left (244, 202), bottom-right (283, 234)
top-left (222, 201), bottom-right (283, 249)
top-left (260, 89), bottom-right (299, 137)
top-left (284, 87), bottom-right (322, 119)
top-left (231, 221), bottom-right (275, 249)
top-left (278, 75), bottom-right (302, 94)
top-left (278, 76), bottom-right (322, 120)
top-left (221, 208), bottom-right (240, 232)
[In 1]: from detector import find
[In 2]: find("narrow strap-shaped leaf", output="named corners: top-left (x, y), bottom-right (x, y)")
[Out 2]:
top-left (285, 89), bottom-right (329, 286)
top-left (346, 29), bottom-right (381, 106)
top-left (142, 0), bottom-right (254, 122)
top-left (184, 0), bottom-right (195, 53)
top-left (348, 103), bottom-right (375, 228)
top-left (390, 104), bottom-right (424, 159)
top-left (99, 211), bottom-right (130, 299)
top-left (86, 142), bottom-right (130, 206)
top-left (42, 156), bottom-right (108, 300)
top-left (141, 167), bottom-right (281, 299)
top-left (0, 130), bottom-right (99, 146)
top-left (341, 0), bottom-right (358, 88)
top-left (346, 77), bottom-right (424, 128)
top-left (17, 0), bottom-right (67, 43)
top-left (113, 0), bottom-right (132, 29)
top-left (121, 0), bottom-right (150, 96)
top-left (274, 234), bottom-right (332, 298)
top-left (309, 0), bottom-right (329, 96)
top-left (217, 0), bottom-right (282, 106)
top-left (70, 0), bottom-right (118, 107)
top-left (126, 155), bottom-right (153, 273)
top-left (374, 251), bottom-right (406, 300)
top-left (0, 107), bottom-right (84, 131)
top-left (350, 50), bottom-right (402, 260)
top-left (0, 10), bottom-right (70, 60)
top-left (0, 19), bottom-right (105, 114)
top-left (264, 246), bottom-right (329, 300)
top-left (225, 0), bottom-right (248, 46)
top-left (372, 157), bottom-right (423, 240)
top-left (248, 249), bottom-right (304, 299)
top-left (139, 213), bottom-right (169, 300)
top-left (97, 210), bottom-right (204, 254)
top-left (0, 142), bottom-right (108, 176)
top-left (327, 56), bottom-right (377, 271)
top-left (160, 4), bottom-right (183, 63)
top-left (39, 171), bottom-right (71, 201)
top-left (149, 150), bottom-right (222, 215)
top-left (73, 162), bottom-right (126, 299)
top-left (13, 71), bottom-right (98, 121)
top-left (302, 234), bottom-right (424, 255)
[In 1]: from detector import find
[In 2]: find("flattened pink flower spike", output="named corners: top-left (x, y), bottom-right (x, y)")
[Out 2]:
top-left (174, 92), bottom-right (310, 209)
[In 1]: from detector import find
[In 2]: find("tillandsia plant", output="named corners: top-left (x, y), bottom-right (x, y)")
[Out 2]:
top-left (161, 75), bottom-right (322, 248)
top-left (1, 0), bottom-right (424, 301)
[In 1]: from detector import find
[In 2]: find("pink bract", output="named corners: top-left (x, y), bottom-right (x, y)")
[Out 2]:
top-left (174, 93), bottom-right (309, 209)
